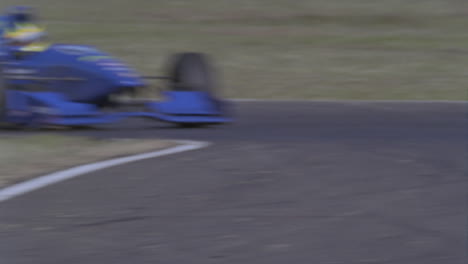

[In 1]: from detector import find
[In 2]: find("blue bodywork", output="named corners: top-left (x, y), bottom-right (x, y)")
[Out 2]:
top-left (0, 13), bottom-right (231, 128)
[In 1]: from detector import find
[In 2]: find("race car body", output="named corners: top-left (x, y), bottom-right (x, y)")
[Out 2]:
top-left (0, 8), bottom-right (231, 128)
top-left (2, 44), bottom-right (145, 104)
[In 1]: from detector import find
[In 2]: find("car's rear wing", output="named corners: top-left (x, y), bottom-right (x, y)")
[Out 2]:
top-left (0, 16), bottom-right (8, 35)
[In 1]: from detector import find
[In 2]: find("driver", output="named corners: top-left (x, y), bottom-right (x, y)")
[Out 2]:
top-left (2, 6), bottom-right (48, 53)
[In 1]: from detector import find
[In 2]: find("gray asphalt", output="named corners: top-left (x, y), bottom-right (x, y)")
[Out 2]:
top-left (0, 101), bottom-right (467, 264)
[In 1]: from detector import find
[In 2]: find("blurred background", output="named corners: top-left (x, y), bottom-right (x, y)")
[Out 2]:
top-left (1, 0), bottom-right (466, 100)
top-left (0, 2), bottom-right (466, 263)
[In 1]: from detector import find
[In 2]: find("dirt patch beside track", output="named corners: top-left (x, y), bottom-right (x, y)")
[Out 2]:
top-left (0, 134), bottom-right (177, 188)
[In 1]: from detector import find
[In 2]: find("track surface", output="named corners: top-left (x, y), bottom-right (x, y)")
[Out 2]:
top-left (0, 101), bottom-right (466, 264)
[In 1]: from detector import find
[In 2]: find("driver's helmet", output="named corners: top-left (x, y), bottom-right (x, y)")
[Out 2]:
top-left (3, 6), bottom-right (47, 52)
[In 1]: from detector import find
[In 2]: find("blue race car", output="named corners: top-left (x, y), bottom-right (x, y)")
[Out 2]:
top-left (0, 7), bottom-right (231, 128)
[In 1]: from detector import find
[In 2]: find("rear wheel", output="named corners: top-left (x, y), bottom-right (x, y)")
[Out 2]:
top-left (0, 69), bottom-right (26, 129)
top-left (0, 67), bottom-right (6, 124)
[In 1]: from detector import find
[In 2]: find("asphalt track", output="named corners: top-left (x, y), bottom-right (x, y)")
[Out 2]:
top-left (0, 101), bottom-right (466, 264)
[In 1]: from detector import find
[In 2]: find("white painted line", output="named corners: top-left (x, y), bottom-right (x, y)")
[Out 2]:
top-left (0, 140), bottom-right (210, 203)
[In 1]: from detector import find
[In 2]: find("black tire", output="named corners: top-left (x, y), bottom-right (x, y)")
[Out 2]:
top-left (0, 69), bottom-right (25, 130)
top-left (167, 52), bottom-right (217, 94)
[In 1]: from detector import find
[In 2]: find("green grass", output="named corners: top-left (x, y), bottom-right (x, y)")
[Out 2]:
top-left (1, 0), bottom-right (467, 100)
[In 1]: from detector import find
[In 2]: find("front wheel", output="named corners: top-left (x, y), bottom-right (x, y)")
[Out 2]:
top-left (167, 52), bottom-right (218, 95)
